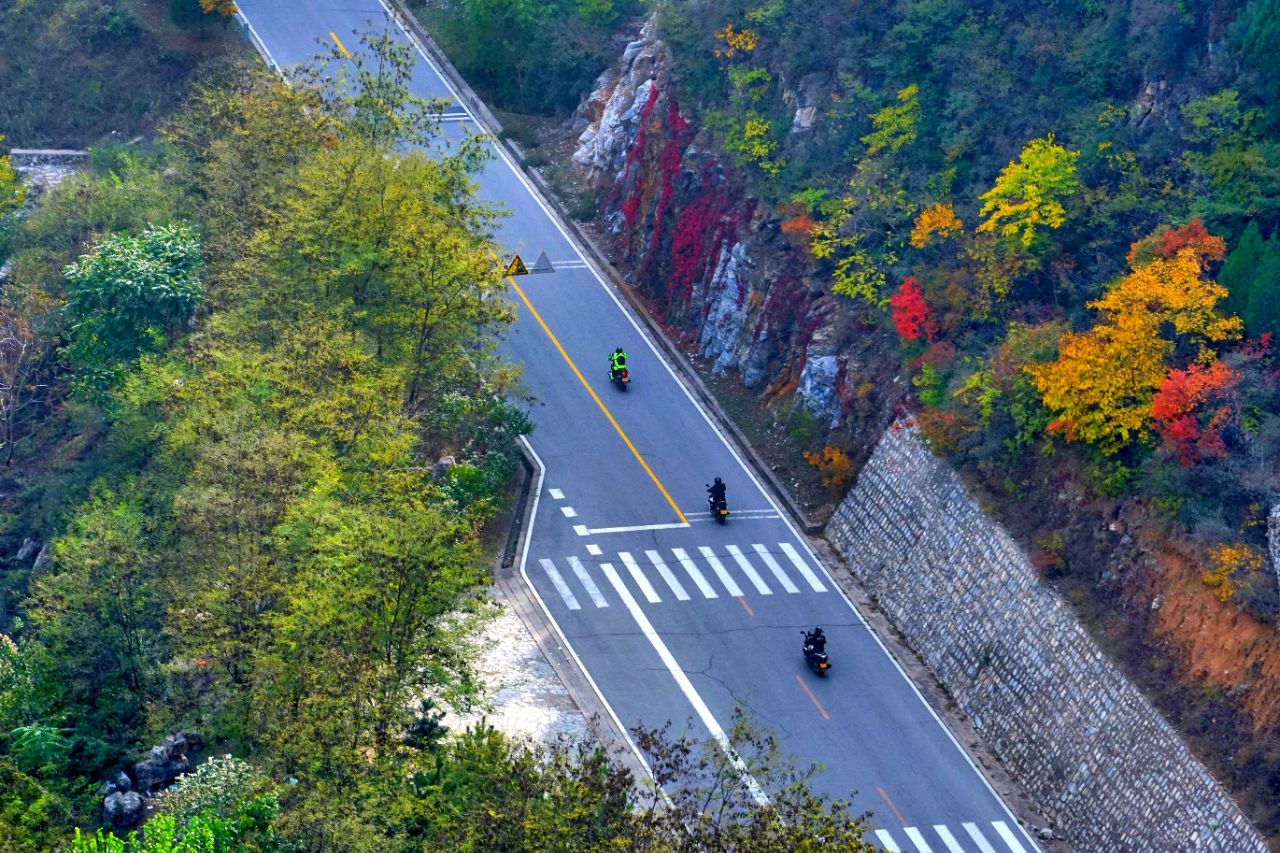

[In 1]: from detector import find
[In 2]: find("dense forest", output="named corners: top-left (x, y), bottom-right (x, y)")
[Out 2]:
top-left (0, 2), bottom-right (877, 849)
top-left (422, 0), bottom-right (1280, 840)
top-left (640, 0), bottom-right (1280, 616)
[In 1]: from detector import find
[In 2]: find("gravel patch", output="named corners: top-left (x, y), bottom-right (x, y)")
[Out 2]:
top-left (442, 585), bottom-right (588, 746)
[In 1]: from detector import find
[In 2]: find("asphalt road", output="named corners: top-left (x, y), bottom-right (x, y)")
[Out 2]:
top-left (234, 4), bottom-right (1040, 850)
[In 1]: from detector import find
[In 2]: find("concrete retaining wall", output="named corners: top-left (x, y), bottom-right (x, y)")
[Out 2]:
top-left (826, 425), bottom-right (1265, 851)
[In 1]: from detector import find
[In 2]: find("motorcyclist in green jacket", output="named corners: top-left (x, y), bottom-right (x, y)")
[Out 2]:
top-left (609, 348), bottom-right (628, 380)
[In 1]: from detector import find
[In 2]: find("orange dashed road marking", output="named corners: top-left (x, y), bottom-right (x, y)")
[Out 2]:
top-left (795, 674), bottom-right (830, 720)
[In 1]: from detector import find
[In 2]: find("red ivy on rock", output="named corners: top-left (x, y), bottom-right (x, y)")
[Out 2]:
top-left (889, 277), bottom-right (937, 342)
top-left (620, 83), bottom-right (661, 233)
top-left (649, 101), bottom-right (690, 257)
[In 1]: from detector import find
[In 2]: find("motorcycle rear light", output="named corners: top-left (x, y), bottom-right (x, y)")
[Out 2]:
top-left (621, 369), bottom-right (628, 378)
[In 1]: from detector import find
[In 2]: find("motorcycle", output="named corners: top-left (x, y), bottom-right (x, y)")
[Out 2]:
top-left (706, 490), bottom-right (730, 524)
top-left (609, 365), bottom-right (630, 391)
top-left (802, 632), bottom-right (830, 676)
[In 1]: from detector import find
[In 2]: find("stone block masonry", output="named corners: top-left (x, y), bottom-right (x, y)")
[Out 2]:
top-left (826, 425), bottom-right (1265, 852)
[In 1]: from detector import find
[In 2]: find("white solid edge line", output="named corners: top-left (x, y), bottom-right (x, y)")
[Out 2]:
top-left (514, 438), bottom-right (656, 782)
top-left (904, 826), bottom-right (936, 853)
top-left (600, 561), bottom-right (768, 806)
top-left (874, 829), bottom-right (902, 852)
top-left (233, 7), bottom-right (281, 72)
top-left (366, 4), bottom-right (1038, 845)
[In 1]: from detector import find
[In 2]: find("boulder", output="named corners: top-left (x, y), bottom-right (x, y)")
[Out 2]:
top-left (15, 537), bottom-right (38, 563)
top-left (30, 543), bottom-right (51, 575)
top-left (103, 790), bottom-right (144, 832)
top-left (133, 730), bottom-right (201, 792)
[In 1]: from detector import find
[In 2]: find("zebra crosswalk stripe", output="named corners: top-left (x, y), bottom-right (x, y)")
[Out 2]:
top-left (724, 544), bottom-right (772, 595)
top-left (873, 829), bottom-right (902, 852)
top-left (696, 548), bottom-right (747, 594)
top-left (617, 552), bottom-right (661, 604)
top-left (962, 823), bottom-right (998, 853)
top-left (566, 556), bottom-right (607, 608)
top-left (778, 541), bottom-right (828, 592)
top-left (540, 559), bottom-right (579, 610)
top-left (751, 544), bottom-right (800, 594)
top-left (645, 550), bottom-right (691, 601)
top-left (932, 825), bottom-right (966, 853)
top-left (667, 548), bottom-right (717, 598)
top-left (903, 827), bottom-right (935, 853)
top-left (990, 822), bottom-right (1028, 853)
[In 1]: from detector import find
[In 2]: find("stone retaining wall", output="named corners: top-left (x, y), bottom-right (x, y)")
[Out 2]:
top-left (8, 149), bottom-right (88, 194)
top-left (826, 425), bottom-right (1265, 852)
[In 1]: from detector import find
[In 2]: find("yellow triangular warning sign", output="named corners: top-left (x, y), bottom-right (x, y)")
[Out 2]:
top-left (504, 254), bottom-right (529, 276)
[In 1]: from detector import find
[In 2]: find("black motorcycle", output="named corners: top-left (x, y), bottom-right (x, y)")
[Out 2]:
top-left (706, 491), bottom-right (730, 524)
top-left (609, 365), bottom-right (630, 391)
top-left (802, 632), bottom-right (830, 676)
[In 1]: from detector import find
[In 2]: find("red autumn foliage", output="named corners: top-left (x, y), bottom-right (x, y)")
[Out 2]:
top-left (889, 277), bottom-right (937, 342)
top-left (1150, 360), bottom-right (1242, 465)
top-left (668, 165), bottom-right (735, 305)
top-left (1126, 217), bottom-right (1226, 269)
top-left (649, 101), bottom-right (690, 257)
top-left (620, 83), bottom-right (661, 232)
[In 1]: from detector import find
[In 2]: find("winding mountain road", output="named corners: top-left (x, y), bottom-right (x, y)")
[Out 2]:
top-left (232, 4), bottom-right (1040, 850)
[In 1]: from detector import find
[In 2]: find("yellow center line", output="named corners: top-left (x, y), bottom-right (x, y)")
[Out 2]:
top-left (795, 674), bottom-right (830, 721)
top-left (330, 31), bottom-right (351, 59)
top-left (494, 252), bottom-right (686, 524)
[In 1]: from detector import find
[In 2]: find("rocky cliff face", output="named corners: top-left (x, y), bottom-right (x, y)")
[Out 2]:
top-left (571, 22), bottom-right (899, 450)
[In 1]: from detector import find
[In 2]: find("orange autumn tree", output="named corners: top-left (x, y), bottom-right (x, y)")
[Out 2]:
top-left (1031, 239), bottom-right (1242, 454)
top-left (910, 203), bottom-right (963, 249)
top-left (198, 0), bottom-right (238, 14)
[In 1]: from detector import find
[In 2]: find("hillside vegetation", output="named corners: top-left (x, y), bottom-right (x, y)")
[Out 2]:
top-left (0, 19), bottom-right (877, 852)
top-left (0, 0), bottom-right (245, 148)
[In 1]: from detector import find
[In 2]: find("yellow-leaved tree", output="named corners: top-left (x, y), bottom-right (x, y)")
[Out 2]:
top-left (1031, 246), bottom-right (1242, 454)
top-left (977, 134), bottom-right (1079, 249)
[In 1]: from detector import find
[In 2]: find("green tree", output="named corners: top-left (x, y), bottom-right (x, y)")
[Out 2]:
top-left (0, 757), bottom-right (71, 853)
top-left (1220, 220), bottom-right (1265, 318)
top-left (62, 223), bottom-right (203, 398)
top-left (27, 485), bottom-right (161, 739)
top-left (168, 0), bottom-right (202, 30)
